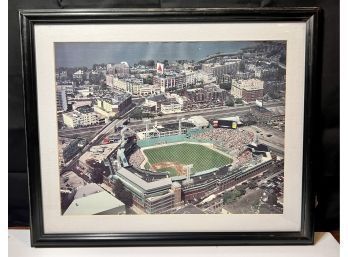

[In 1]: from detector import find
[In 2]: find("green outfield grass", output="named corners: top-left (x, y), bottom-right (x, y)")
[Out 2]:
top-left (143, 143), bottom-right (232, 174)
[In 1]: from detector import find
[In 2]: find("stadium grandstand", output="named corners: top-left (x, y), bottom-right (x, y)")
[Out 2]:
top-left (108, 125), bottom-right (278, 214)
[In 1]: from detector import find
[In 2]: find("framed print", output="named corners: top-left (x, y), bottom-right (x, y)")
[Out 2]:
top-left (20, 8), bottom-right (319, 247)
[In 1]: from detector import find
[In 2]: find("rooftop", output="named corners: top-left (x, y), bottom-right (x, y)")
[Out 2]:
top-left (74, 70), bottom-right (84, 75)
top-left (76, 105), bottom-right (94, 114)
top-left (117, 167), bottom-right (172, 192)
top-left (188, 116), bottom-right (209, 127)
top-left (102, 92), bottom-right (131, 106)
top-left (74, 183), bottom-right (103, 199)
top-left (64, 190), bottom-right (125, 215)
top-left (80, 143), bottom-right (120, 164)
top-left (147, 94), bottom-right (167, 102)
top-left (233, 79), bottom-right (264, 91)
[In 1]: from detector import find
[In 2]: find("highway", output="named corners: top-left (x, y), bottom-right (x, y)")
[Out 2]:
top-left (62, 107), bottom-right (135, 172)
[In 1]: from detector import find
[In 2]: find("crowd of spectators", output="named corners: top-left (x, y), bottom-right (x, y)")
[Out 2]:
top-left (128, 148), bottom-right (145, 168)
top-left (192, 128), bottom-right (254, 155)
top-left (236, 149), bottom-right (253, 166)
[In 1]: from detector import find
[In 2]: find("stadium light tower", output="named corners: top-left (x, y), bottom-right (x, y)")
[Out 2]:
top-left (178, 117), bottom-right (182, 135)
top-left (185, 164), bottom-right (193, 182)
top-left (144, 119), bottom-right (151, 139)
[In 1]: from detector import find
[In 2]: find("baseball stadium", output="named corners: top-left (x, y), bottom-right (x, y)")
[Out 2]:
top-left (110, 117), bottom-right (279, 214)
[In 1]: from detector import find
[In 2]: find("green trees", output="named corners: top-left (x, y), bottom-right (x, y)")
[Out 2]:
top-left (225, 99), bottom-right (235, 107)
top-left (219, 83), bottom-right (232, 91)
top-left (130, 108), bottom-right (143, 120)
top-left (90, 169), bottom-right (104, 184)
top-left (223, 188), bottom-right (247, 204)
top-left (113, 179), bottom-right (133, 207)
top-left (234, 98), bottom-right (244, 104)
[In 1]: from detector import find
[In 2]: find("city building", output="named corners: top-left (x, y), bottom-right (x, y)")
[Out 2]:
top-left (142, 99), bottom-right (158, 113)
top-left (184, 84), bottom-right (227, 105)
top-left (79, 142), bottom-right (120, 175)
top-left (153, 72), bottom-right (186, 92)
top-left (56, 81), bottom-right (75, 95)
top-left (202, 60), bottom-right (240, 77)
top-left (115, 62), bottom-right (130, 77)
top-left (63, 105), bottom-right (100, 128)
top-left (160, 99), bottom-right (183, 114)
top-left (64, 189), bottom-right (126, 215)
top-left (146, 93), bottom-right (185, 114)
top-left (105, 74), bottom-right (114, 87)
top-left (73, 69), bottom-right (84, 80)
top-left (231, 78), bottom-right (264, 102)
top-left (58, 137), bottom-right (86, 167)
top-left (132, 83), bottom-right (161, 96)
top-left (196, 71), bottom-right (216, 84)
top-left (144, 93), bottom-right (187, 114)
top-left (115, 167), bottom-right (177, 214)
top-left (74, 183), bottom-right (104, 199)
top-left (94, 92), bottom-right (132, 117)
top-left (57, 70), bottom-right (68, 81)
top-left (56, 87), bottom-right (68, 112)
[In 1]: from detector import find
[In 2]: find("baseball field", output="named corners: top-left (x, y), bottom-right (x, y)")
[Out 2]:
top-left (142, 143), bottom-right (232, 176)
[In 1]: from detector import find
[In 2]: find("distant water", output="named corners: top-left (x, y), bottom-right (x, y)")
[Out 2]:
top-left (55, 41), bottom-right (259, 68)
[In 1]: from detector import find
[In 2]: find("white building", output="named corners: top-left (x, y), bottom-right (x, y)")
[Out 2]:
top-left (160, 100), bottom-right (183, 114)
top-left (132, 84), bottom-right (161, 96)
top-left (187, 116), bottom-right (209, 128)
top-left (105, 74), bottom-right (114, 87)
top-left (153, 72), bottom-right (186, 92)
top-left (183, 71), bottom-right (197, 86)
top-left (113, 77), bottom-right (161, 96)
top-left (231, 78), bottom-right (264, 102)
top-left (202, 60), bottom-right (240, 77)
top-left (63, 106), bottom-right (99, 128)
top-left (73, 69), bottom-right (84, 80)
top-left (196, 71), bottom-right (216, 84)
top-left (94, 93), bottom-right (132, 117)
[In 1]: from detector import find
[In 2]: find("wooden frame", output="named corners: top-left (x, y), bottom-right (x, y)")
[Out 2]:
top-left (20, 8), bottom-right (319, 247)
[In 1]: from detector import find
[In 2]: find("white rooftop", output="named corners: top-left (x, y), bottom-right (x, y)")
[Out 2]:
top-left (64, 190), bottom-right (125, 215)
top-left (117, 167), bottom-right (172, 192)
top-left (74, 70), bottom-right (84, 75)
top-left (74, 183), bottom-right (103, 199)
top-left (233, 79), bottom-right (264, 91)
top-left (188, 116), bottom-right (209, 127)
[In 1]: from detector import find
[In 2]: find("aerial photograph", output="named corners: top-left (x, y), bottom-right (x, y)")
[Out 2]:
top-left (56, 41), bottom-right (286, 215)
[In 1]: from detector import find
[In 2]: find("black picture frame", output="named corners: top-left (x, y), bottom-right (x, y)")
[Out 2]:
top-left (20, 8), bottom-right (319, 247)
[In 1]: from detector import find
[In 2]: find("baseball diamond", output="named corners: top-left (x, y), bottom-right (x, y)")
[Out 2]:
top-left (142, 143), bottom-right (232, 175)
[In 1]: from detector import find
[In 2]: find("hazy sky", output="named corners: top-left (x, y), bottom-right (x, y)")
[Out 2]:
top-left (55, 41), bottom-right (259, 68)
